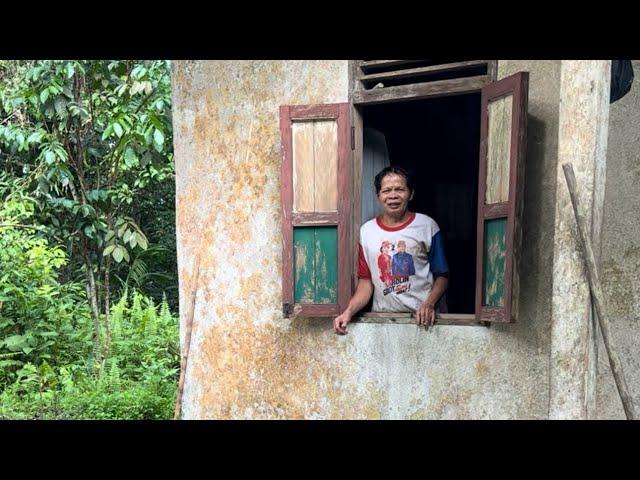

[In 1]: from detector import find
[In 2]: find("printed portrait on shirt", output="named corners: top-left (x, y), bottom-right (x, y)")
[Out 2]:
top-left (375, 239), bottom-right (416, 295)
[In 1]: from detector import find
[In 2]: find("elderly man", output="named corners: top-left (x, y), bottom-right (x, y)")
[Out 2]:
top-left (333, 166), bottom-right (449, 334)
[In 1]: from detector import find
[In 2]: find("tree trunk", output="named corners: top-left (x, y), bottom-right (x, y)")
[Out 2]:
top-left (103, 255), bottom-right (112, 358)
top-left (81, 237), bottom-right (102, 364)
top-left (68, 133), bottom-right (104, 363)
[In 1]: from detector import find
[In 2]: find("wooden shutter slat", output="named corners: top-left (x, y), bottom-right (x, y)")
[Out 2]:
top-left (337, 104), bottom-right (351, 316)
top-left (484, 203), bottom-right (509, 219)
top-left (358, 60), bottom-right (490, 83)
top-left (485, 94), bottom-right (513, 204)
top-left (292, 121), bottom-right (315, 212)
top-left (475, 72), bottom-right (529, 323)
top-left (280, 106), bottom-right (294, 314)
top-left (292, 212), bottom-right (339, 225)
top-left (359, 60), bottom-right (426, 71)
top-left (352, 75), bottom-right (490, 105)
top-left (314, 120), bottom-right (338, 212)
top-left (280, 103), bottom-right (351, 318)
top-left (290, 104), bottom-right (340, 120)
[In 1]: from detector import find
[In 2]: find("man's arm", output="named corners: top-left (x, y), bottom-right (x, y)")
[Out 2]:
top-left (333, 278), bottom-right (374, 335)
top-left (418, 229), bottom-right (449, 330)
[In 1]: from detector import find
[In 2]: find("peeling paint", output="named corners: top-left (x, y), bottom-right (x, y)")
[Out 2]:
top-left (189, 317), bottom-right (386, 419)
top-left (484, 218), bottom-right (506, 307)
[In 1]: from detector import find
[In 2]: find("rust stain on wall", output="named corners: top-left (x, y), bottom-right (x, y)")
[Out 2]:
top-left (190, 316), bottom-right (384, 419)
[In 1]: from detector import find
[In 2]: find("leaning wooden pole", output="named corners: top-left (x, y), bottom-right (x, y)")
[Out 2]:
top-left (174, 254), bottom-right (202, 420)
top-left (562, 163), bottom-right (637, 420)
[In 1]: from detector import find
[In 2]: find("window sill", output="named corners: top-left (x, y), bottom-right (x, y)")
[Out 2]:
top-left (353, 312), bottom-right (487, 327)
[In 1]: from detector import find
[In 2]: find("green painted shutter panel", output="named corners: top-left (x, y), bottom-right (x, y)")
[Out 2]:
top-left (475, 72), bottom-right (529, 323)
top-left (482, 218), bottom-right (507, 307)
top-left (280, 104), bottom-right (351, 318)
top-left (313, 226), bottom-right (338, 303)
top-left (294, 227), bottom-right (338, 304)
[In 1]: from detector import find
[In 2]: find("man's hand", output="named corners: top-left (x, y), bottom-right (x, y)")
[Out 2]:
top-left (332, 278), bottom-right (373, 335)
top-left (416, 302), bottom-right (436, 331)
top-left (333, 311), bottom-right (351, 335)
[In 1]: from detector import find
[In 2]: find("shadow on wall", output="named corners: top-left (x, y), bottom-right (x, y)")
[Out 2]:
top-left (492, 114), bottom-right (557, 348)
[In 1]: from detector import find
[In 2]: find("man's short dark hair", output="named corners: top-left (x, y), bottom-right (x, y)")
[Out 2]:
top-left (374, 166), bottom-right (414, 195)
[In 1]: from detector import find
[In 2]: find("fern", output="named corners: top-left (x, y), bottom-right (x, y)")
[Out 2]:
top-left (0, 351), bottom-right (21, 359)
top-left (125, 255), bottom-right (149, 290)
top-left (0, 358), bottom-right (24, 370)
top-left (144, 301), bottom-right (157, 335)
top-left (130, 291), bottom-right (144, 328)
top-left (159, 293), bottom-right (172, 325)
top-left (119, 246), bottom-right (172, 293)
top-left (110, 288), bottom-right (129, 342)
top-left (107, 358), bottom-right (121, 392)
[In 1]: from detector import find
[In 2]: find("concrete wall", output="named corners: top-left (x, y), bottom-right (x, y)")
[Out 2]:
top-left (596, 60), bottom-right (640, 419)
top-left (173, 60), bottom-right (563, 419)
top-left (548, 61), bottom-right (613, 418)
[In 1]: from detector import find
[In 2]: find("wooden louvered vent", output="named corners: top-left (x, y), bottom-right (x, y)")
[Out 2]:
top-left (351, 60), bottom-right (496, 105)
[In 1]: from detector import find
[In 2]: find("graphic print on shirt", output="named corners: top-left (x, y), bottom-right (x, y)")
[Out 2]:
top-left (377, 239), bottom-right (415, 296)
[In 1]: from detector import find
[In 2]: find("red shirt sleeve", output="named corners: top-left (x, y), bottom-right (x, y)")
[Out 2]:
top-left (357, 243), bottom-right (371, 279)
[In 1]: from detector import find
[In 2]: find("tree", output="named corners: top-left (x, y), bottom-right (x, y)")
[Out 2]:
top-left (0, 60), bottom-right (174, 362)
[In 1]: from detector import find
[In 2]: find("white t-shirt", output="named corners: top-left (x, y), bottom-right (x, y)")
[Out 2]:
top-left (358, 212), bottom-right (448, 313)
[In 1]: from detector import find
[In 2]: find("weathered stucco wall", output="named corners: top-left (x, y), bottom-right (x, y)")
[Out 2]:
top-left (596, 60), bottom-right (640, 419)
top-left (173, 60), bottom-right (562, 419)
top-left (550, 61), bottom-right (612, 419)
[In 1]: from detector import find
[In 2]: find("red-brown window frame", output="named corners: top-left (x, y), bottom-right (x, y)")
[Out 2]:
top-left (474, 72), bottom-right (529, 323)
top-left (280, 103), bottom-right (351, 318)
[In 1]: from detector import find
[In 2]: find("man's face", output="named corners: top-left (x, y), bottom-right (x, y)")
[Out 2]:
top-left (397, 242), bottom-right (406, 254)
top-left (378, 173), bottom-right (412, 218)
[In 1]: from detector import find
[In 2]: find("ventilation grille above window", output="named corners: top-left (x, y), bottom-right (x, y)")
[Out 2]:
top-left (352, 60), bottom-right (496, 105)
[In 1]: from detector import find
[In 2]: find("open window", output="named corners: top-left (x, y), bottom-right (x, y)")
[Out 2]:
top-left (280, 61), bottom-right (528, 324)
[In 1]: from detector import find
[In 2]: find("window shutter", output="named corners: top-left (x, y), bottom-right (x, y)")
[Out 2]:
top-left (280, 104), bottom-right (351, 318)
top-left (475, 72), bottom-right (529, 323)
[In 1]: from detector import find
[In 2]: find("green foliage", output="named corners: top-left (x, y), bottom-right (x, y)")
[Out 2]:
top-left (56, 380), bottom-right (175, 420)
top-left (0, 60), bottom-right (177, 355)
top-left (0, 60), bottom-right (179, 420)
top-left (0, 367), bottom-right (176, 420)
top-left (106, 290), bottom-right (179, 382)
top-left (0, 290), bottom-right (178, 420)
top-left (0, 183), bottom-right (91, 386)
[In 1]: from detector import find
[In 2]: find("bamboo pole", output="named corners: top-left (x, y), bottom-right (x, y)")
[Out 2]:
top-left (173, 254), bottom-right (202, 420)
top-left (562, 162), bottom-right (637, 420)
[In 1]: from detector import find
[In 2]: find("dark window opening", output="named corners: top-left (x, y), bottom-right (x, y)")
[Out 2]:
top-left (360, 93), bottom-right (481, 314)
